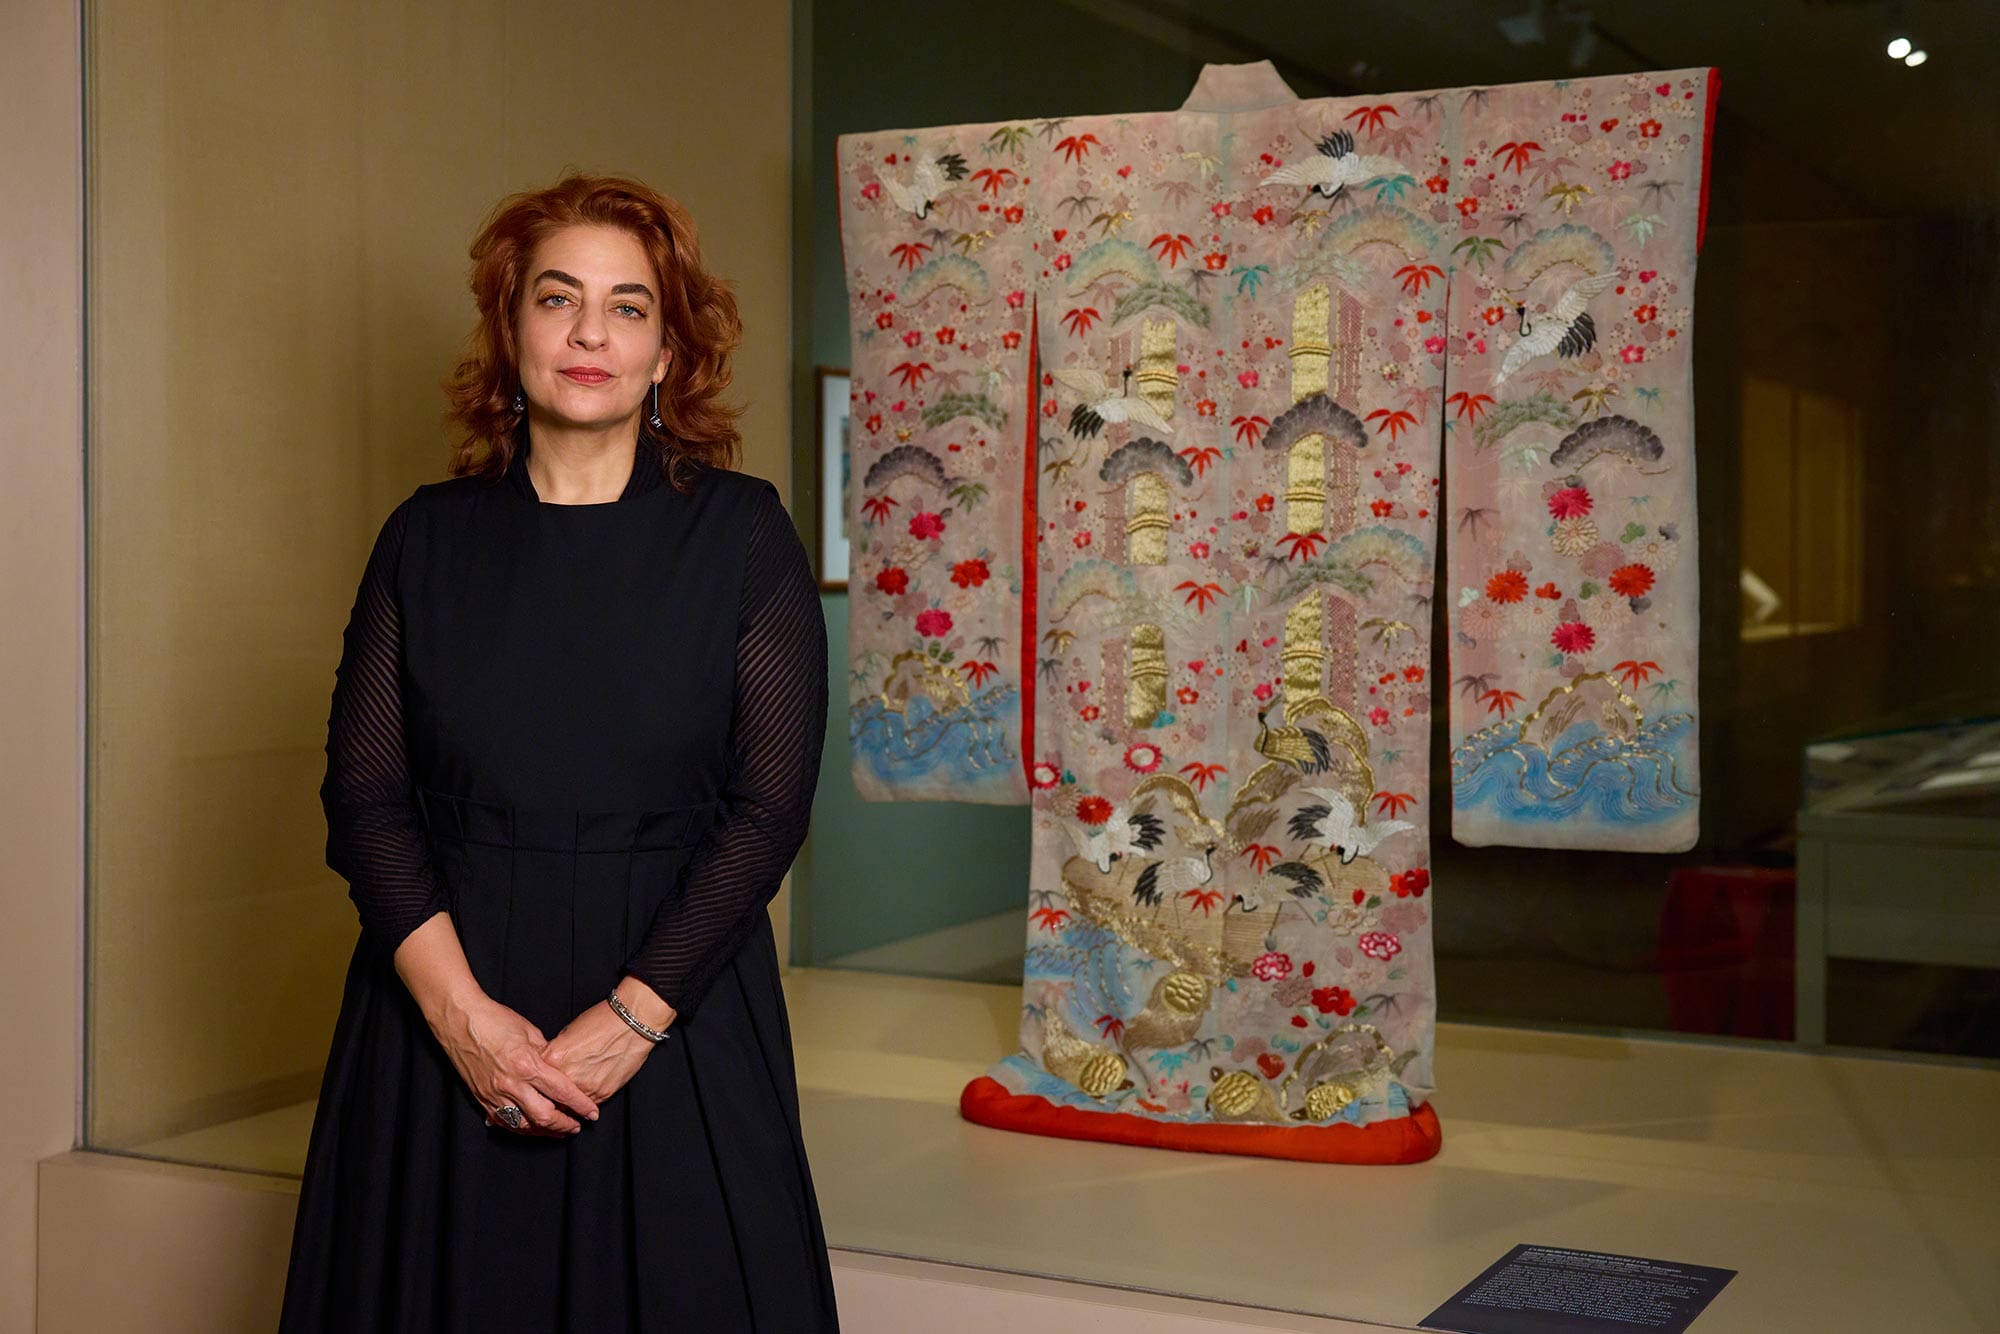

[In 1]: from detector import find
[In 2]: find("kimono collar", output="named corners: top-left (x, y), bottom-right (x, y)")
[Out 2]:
top-left (1179, 61), bottom-right (1301, 113)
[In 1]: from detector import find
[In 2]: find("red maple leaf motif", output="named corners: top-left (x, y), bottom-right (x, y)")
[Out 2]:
top-left (1277, 530), bottom-right (1327, 561)
top-left (1180, 762), bottom-right (1227, 791)
top-left (1344, 103), bottom-right (1399, 136)
top-left (1366, 408), bottom-right (1417, 441)
top-left (1373, 791), bottom-right (1416, 818)
top-left (890, 241), bottom-right (932, 271)
top-left (1176, 580), bottom-right (1223, 612)
top-left (1148, 232), bottom-right (1194, 267)
top-left (1055, 133), bottom-right (1101, 164)
top-left (1231, 414), bottom-right (1269, 445)
top-left (1447, 390), bottom-right (1495, 422)
top-left (1494, 140), bottom-right (1542, 175)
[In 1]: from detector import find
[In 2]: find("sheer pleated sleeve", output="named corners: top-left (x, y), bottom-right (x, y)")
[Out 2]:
top-left (622, 480), bottom-right (828, 1021)
top-left (320, 494), bottom-right (448, 957)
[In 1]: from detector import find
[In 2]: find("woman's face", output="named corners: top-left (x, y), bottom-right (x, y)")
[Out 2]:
top-left (515, 223), bottom-right (670, 437)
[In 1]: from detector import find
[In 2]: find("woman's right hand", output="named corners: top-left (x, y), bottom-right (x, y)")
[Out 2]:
top-left (429, 991), bottom-right (603, 1135)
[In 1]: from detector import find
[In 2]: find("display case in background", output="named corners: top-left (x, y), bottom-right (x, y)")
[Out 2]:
top-left (1798, 718), bottom-right (2000, 1050)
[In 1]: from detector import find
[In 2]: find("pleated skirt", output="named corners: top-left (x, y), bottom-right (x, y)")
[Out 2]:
top-left (279, 793), bottom-right (840, 1332)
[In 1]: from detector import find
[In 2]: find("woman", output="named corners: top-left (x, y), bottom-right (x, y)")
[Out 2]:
top-left (279, 174), bottom-right (839, 1331)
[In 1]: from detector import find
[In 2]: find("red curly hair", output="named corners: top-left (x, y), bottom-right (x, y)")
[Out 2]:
top-left (444, 174), bottom-right (742, 491)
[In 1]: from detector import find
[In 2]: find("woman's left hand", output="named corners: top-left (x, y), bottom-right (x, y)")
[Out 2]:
top-left (540, 1001), bottom-right (664, 1108)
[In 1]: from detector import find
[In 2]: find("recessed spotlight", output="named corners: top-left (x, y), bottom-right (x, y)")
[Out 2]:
top-left (1886, 36), bottom-right (1912, 59)
top-left (1905, 49), bottom-right (1928, 66)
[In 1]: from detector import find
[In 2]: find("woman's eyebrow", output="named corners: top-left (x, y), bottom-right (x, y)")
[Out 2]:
top-left (530, 268), bottom-right (654, 302)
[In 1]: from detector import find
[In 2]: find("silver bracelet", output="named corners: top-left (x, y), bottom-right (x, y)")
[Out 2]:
top-left (606, 988), bottom-right (671, 1043)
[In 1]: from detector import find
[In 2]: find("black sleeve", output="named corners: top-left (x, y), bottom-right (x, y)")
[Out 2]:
top-left (319, 493), bottom-right (448, 956)
top-left (621, 480), bottom-right (828, 1021)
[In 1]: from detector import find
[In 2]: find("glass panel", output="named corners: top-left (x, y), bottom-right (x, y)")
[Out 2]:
top-left (802, 1), bottom-right (2000, 1069)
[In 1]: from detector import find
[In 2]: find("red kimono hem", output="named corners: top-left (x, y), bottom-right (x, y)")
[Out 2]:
top-left (958, 1076), bottom-right (1444, 1165)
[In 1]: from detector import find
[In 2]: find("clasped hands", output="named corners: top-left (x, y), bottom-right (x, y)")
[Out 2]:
top-left (431, 982), bottom-right (674, 1137)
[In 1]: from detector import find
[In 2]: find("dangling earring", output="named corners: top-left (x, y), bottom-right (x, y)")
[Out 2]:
top-left (512, 388), bottom-right (526, 415)
top-left (648, 380), bottom-right (665, 431)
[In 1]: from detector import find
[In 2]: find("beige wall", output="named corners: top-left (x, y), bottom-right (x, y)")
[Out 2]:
top-left (82, 0), bottom-right (795, 1153)
top-left (2, 2), bottom-right (86, 1329)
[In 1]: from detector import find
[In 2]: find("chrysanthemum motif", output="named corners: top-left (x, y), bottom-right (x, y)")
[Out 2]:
top-left (1505, 596), bottom-right (1561, 639)
top-left (1463, 599), bottom-right (1507, 639)
top-left (1551, 621), bottom-right (1597, 656)
top-left (1547, 485), bottom-right (1593, 520)
top-left (1485, 568), bottom-right (1530, 604)
top-left (1029, 760), bottom-right (1062, 791)
top-left (1075, 795), bottom-right (1112, 826)
top-left (1551, 516), bottom-right (1599, 557)
top-left (1123, 742), bottom-right (1163, 774)
top-left (1625, 530), bottom-right (1682, 573)
top-left (1608, 563), bottom-right (1656, 598)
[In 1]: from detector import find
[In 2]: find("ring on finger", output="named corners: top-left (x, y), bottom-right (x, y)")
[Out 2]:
top-left (494, 1103), bottom-right (527, 1131)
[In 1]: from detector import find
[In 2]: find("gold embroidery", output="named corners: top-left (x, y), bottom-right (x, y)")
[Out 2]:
top-left (1285, 434), bottom-right (1327, 535)
top-left (1061, 856), bottom-right (1244, 981)
top-left (1277, 1023), bottom-right (1401, 1121)
top-left (1039, 1011), bottom-right (1133, 1099)
top-left (1287, 285), bottom-right (1331, 534)
top-left (1282, 596), bottom-right (1325, 720)
top-left (1288, 284), bottom-right (1331, 401)
top-left (1518, 670), bottom-right (1645, 745)
top-left (1126, 623), bottom-right (1166, 728)
top-left (878, 650), bottom-right (971, 716)
top-left (1207, 1068), bottom-right (1286, 1122)
top-left (1133, 318), bottom-right (1178, 423)
top-left (1126, 472), bottom-right (1169, 565)
top-left (1121, 970), bottom-right (1212, 1053)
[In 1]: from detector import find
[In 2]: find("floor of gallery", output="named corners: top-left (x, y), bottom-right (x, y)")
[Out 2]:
top-left (135, 966), bottom-right (2000, 1333)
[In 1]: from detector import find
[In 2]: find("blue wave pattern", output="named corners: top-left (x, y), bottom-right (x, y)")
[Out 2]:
top-left (1452, 710), bottom-right (1697, 824)
top-left (850, 685), bottom-right (1020, 794)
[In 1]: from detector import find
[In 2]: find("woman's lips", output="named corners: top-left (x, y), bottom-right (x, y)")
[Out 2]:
top-left (560, 368), bottom-right (612, 384)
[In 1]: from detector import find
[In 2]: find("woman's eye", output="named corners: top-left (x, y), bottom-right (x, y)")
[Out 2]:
top-left (539, 293), bottom-right (571, 308)
top-left (616, 303), bottom-right (645, 318)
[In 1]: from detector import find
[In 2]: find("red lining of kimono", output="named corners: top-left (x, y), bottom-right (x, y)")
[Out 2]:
top-left (1019, 299), bottom-right (1040, 787)
top-left (1697, 67), bottom-right (1720, 253)
top-left (960, 1077), bottom-right (1443, 1164)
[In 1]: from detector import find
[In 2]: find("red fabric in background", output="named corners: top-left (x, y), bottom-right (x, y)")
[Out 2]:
top-left (1659, 865), bottom-right (1795, 1040)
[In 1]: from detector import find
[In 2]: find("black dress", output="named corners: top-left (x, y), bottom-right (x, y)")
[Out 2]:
top-left (279, 440), bottom-right (839, 1332)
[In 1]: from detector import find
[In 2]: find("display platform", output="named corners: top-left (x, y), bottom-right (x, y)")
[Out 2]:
top-left (135, 965), bottom-right (1999, 1332)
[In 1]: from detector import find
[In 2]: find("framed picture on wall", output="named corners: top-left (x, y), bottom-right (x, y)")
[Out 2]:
top-left (816, 367), bottom-right (851, 591)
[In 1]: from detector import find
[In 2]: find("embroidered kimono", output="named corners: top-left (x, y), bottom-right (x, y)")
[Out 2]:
top-left (837, 61), bottom-right (1715, 1162)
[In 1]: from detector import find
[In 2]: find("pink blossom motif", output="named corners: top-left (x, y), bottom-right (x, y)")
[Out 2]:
top-left (915, 608), bottom-right (953, 638)
top-left (1424, 335), bottom-right (1447, 354)
top-left (1368, 706), bottom-right (1391, 726)
top-left (908, 510), bottom-right (945, 540)
top-left (901, 330), bottom-right (922, 348)
top-left (1123, 742), bottom-right (1163, 774)
top-left (1620, 344), bottom-right (1646, 364)
top-left (1547, 485), bottom-right (1593, 519)
top-left (1551, 621), bottom-right (1596, 656)
top-left (1251, 951), bottom-right (1292, 981)
top-left (1006, 289), bottom-right (1026, 308)
top-left (1252, 682), bottom-right (1275, 702)
top-left (1029, 760), bottom-right (1062, 790)
top-left (1607, 160), bottom-right (1632, 181)
top-left (1237, 369), bottom-right (1260, 389)
top-left (1052, 253), bottom-right (1072, 271)
top-left (1358, 931), bottom-right (1402, 962)
top-left (860, 181), bottom-right (882, 200)
top-left (1189, 541), bottom-right (1210, 559)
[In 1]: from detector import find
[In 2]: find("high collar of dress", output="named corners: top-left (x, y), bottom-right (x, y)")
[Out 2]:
top-left (1179, 61), bottom-right (1301, 113)
top-left (508, 436), bottom-right (664, 504)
